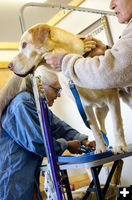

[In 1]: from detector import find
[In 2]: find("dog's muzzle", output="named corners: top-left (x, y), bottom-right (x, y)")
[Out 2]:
top-left (8, 62), bottom-right (36, 77)
top-left (8, 62), bottom-right (14, 71)
top-left (14, 66), bottom-right (36, 77)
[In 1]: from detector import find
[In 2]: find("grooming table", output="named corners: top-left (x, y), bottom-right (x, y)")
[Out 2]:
top-left (40, 144), bottom-right (132, 200)
top-left (32, 71), bottom-right (132, 200)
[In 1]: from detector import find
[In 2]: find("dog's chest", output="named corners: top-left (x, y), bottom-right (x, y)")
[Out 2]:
top-left (77, 88), bottom-right (108, 106)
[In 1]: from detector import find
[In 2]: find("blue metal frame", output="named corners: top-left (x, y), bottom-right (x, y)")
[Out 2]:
top-left (39, 97), bottom-right (63, 199)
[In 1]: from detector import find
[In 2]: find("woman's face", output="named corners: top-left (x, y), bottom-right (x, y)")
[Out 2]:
top-left (44, 81), bottom-right (62, 107)
top-left (110, 0), bottom-right (132, 24)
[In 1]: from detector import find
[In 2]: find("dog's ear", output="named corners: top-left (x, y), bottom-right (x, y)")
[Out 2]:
top-left (29, 24), bottom-right (50, 48)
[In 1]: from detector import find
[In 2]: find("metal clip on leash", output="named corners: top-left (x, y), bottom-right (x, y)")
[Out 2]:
top-left (80, 145), bottom-right (91, 153)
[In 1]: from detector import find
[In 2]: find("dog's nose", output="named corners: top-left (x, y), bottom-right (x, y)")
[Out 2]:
top-left (8, 62), bottom-right (14, 71)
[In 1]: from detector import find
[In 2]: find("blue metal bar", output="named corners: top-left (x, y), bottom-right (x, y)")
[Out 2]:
top-left (39, 97), bottom-right (63, 200)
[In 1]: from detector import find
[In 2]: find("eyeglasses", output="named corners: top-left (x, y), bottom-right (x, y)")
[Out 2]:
top-left (49, 86), bottom-right (62, 94)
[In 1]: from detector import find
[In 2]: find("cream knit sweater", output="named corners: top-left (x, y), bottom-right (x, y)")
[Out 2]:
top-left (61, 18), bottom-right (132, 89)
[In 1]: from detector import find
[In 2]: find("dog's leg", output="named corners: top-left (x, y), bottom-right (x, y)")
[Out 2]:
top-left (107, 92), bottom-right (127, 153)
top-left (85, 106), bottom-right (107, 153)
top-left (95, 106), bottom-right (109, 135)
top-left (119, 89), bottom-right (132, 109)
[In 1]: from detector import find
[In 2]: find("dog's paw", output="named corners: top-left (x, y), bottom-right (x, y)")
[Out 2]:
top-left (113, 136), bottom-right (127, 154)
top-left (95, 143), bottom-right (107, 154)
top-left (94, 135), bottom-right (107, 154)
top-left (113, 144), bottom-right (128, 154)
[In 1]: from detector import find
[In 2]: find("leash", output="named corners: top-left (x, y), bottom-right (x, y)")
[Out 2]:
top-left (69, 81), bottom-right (91, 129)
top-left (69, 37), bottom-right (109, 147)
top-left (69, 81), bottom-right (109, 148)
top-left (68, 38), bottom-right (91, 128)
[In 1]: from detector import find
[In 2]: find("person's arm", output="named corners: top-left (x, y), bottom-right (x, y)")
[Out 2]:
top-left (61, 32), bottom-right (132, 89)
top-left (49, 109), bottom-right (89, 154)
top-left (1, 91), bottom-right (72, 156)
top-left (44, 22), bottom-right (132, 89)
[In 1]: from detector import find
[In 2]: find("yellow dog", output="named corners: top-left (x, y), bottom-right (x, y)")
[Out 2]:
top-left (1, 23), bottom-right (128, 154)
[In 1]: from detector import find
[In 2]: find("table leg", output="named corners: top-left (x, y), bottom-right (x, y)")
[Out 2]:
top-left (91, 166), bottom-right (104, 200)
top-left (61, 170), bottom-right (73, 200)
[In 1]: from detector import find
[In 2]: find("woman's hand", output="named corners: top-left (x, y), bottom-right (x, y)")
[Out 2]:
top-left (81, 139), bottom-right (96, 152)
top-left (44, 53), bottom-right (66, 71)
top-left (88, 37), bottom-right (107, 57)
top-left (83, 36), bottom-right (97, 53)
top-left (67, 140), bottom-right (82, 154)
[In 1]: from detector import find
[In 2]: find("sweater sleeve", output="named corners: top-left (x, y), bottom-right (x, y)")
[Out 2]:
top-left (61, 19), bottom-right (132, 89)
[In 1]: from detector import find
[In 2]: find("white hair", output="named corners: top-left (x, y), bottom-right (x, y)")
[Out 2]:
top-left (34, 65), bottom-right (59, 86)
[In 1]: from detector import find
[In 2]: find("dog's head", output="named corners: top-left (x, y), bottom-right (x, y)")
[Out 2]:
top-left (8, 24), bottom-right (51, 76)
top-left (8, 23), bottom-right (84, 76)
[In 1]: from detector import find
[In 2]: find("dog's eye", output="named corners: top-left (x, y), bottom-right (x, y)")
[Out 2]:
top-left (22, 42), bottom-right (27, 48)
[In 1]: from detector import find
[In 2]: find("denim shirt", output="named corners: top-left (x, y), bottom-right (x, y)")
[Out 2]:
top-left (0, 91), bottom-right (87, 200)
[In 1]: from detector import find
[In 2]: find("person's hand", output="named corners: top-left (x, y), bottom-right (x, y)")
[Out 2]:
top-left (67, 140), bottom-right (82, 154)
top-left (83, 36), bottom-right (97, 53)
top-left (88, 37), bottom-right (107, 57)
top-left (44, 53), bottom-right (66, 71)
top-left (81, 139), bottom-right (96, 152)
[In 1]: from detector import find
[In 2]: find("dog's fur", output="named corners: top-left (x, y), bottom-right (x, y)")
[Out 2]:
top-left (1, 23), bottom-right (131, 154)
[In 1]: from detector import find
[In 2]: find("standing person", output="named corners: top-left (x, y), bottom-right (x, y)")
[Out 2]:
top-left (0, 66), bottom-right (95, 200)
top-left (44, 0), bottom-right (132, 92)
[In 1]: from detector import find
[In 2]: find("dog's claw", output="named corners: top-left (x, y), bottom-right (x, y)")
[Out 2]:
top-left (95, 143), bottom-right (107, 154)
top-left (113, 145), bottom-right (128, 154)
